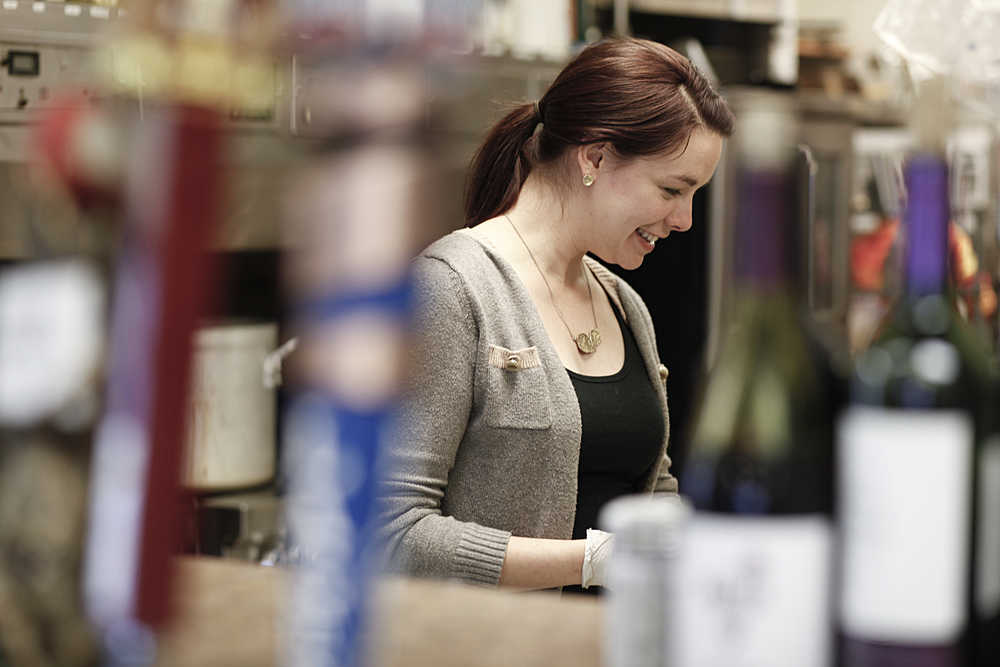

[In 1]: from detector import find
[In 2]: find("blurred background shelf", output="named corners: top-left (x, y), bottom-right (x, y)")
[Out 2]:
top-left (592, 0), bottom-right (787, 24)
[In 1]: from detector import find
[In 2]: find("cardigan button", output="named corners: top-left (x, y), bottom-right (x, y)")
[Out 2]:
top-left (658, 364), bottom-right (669, 381)
top-left (505, 355), bottom-right (520, 370)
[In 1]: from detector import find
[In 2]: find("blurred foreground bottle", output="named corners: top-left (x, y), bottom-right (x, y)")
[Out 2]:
top-left (600, 495), bottom-right (691, 667)
top-left (837, 79), bottom-right (999, 667)
top-left (278, 4), bottom-right (478, 667)
top-left (670, 93), bottom-right (840, 667)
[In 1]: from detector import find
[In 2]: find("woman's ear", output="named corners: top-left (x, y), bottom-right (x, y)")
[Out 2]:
top-left (576, 143), bottom-right (607, 179)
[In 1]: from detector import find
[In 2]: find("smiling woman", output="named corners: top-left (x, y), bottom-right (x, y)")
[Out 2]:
top-left (571, 128), bottom-right (723, 270)
top-left (378, 37), bottom-right (734, 595)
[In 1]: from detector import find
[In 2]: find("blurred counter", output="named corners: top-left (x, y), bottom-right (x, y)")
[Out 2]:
top-left (156, 556), bottom-right (603, 667)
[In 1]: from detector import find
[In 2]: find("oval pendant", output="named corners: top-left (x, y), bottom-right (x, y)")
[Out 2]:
top-left (589, 329), bottom-right (602, 350)
top-left (575, 332), bottom-right (594, 354)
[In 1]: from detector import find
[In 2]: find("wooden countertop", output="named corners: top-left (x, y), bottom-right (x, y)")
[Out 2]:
top-left (156, 557), bottom-right (603, 667)
top-left (156, 557), bottom-right (283, 667)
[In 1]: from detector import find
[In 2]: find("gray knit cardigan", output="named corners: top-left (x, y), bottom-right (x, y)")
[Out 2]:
top-left (379, 229), bottom-right (677, 587)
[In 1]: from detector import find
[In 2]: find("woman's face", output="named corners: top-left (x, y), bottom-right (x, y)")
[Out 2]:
top-left (583, 128), bottom-right (723, 270)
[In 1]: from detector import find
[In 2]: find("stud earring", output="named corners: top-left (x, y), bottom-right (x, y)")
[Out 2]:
top-left (583, 173), bottom-right (595, 187)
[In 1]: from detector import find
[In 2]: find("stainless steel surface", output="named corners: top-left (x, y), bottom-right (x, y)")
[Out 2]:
top-left (0, 0), bottom-right (118, 125)
top-left (0, 0), bottom-right (118, 45)
top-left (1, 6), bottom-right (563, 254)
top-left (0, 124), bottom-right (29, 162)
top-left (0, 0), bottom-right (295, 254)
top-left (799, 114), bottom-right (853, 328)
top-left (0, 42), bottom-right (94, 119)
top-left (706, 133), bottom-right (729, 371)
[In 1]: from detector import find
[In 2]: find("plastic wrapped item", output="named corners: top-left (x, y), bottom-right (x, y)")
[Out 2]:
top-left (475, 0), bottom-right (570, 60)
top-left (874, 0), bottom-right (1000, 82)
top-left (0, 261), bottom-right (104, 427)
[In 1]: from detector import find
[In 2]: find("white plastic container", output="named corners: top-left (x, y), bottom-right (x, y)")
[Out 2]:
top-left (182, 321), bottom-right (278, 491)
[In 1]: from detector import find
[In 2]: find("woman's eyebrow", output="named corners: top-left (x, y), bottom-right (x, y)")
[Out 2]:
top-left (671, 175), bottom-right (699, 187)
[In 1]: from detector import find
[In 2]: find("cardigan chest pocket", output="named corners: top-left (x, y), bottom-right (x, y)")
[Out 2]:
top-left (483, 344), bottom-right (552, 430)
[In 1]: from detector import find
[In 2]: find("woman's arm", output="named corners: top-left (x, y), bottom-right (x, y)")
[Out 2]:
top-left (498, 537), bottom-right (585, 590)
top-left (380, 256), bottom-right (512, 585)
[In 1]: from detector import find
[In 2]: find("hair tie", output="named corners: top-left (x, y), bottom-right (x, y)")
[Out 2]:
top-left (533, 101), bottom-right (543, 126)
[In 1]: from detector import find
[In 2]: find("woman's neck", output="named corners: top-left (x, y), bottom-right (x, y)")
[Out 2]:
top-left (503, 173), bottom-right (591, 290)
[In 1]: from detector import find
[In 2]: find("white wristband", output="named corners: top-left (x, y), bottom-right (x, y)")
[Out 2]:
top-left (581, 528), bottom-right (614, 589)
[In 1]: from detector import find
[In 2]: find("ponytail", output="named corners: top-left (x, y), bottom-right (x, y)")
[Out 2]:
top-left (464, 103), bottom-right (539, 226)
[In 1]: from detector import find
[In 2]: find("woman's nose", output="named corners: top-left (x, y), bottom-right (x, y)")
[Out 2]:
top-left (668, 201), bottom-right (693, 232)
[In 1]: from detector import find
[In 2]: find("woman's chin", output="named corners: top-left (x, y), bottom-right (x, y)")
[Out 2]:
top-left (616, 255), bottom-right (645, 271)
top-left (593, 249), bottom-right (644, 271)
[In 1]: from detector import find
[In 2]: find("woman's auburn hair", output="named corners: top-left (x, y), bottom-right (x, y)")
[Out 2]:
top-left (464, 37), bottom-right (735, 226)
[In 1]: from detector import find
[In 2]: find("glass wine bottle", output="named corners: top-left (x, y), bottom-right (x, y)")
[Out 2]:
top-left (669, 95), bottom-right (841, 667)
top-left (837, 146), bottom-right (998, 667)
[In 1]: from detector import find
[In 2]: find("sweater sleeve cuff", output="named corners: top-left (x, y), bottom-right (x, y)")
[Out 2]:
top-left (453, 525), bottom-right (511, 586)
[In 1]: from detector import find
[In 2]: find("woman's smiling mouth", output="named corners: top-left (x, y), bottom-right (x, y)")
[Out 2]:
top-left (636, 228), bottom-right (659, 250)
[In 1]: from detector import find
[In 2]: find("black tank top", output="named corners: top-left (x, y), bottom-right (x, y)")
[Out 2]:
top-left (567, 303), bottom-right (665, 541)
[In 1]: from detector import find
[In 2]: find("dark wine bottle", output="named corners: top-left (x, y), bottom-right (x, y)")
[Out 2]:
top-left (670, 95), bottom-right (840, 667)
top-left (838, 149), bottom-right (997, 667)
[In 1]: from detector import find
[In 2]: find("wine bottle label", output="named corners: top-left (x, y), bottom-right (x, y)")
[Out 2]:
top-left (838, 407), bottom-right (972, 643)
top-left (669, 514), bottom-right (832, 667)
top-left (977, 436), bottom-right (1000, 618)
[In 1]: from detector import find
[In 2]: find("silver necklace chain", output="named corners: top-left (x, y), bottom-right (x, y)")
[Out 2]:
top-left (505, 214), bottom-right (601, 354)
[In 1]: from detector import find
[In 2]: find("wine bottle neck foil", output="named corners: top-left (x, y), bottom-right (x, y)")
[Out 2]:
top-left (903, 153), bottom-right (950, 298)
top-left (733, 169), bottom-right (797, 289)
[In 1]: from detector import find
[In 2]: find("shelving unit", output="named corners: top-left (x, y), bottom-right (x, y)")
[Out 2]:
top-left (592, 0), bottom-right (789, 24)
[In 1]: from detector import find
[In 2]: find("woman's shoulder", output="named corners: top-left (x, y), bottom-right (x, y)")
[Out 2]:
top-left (420, 228), bottom-right (484, 260)
top-left (415, 228), bottom-right (505, 286)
